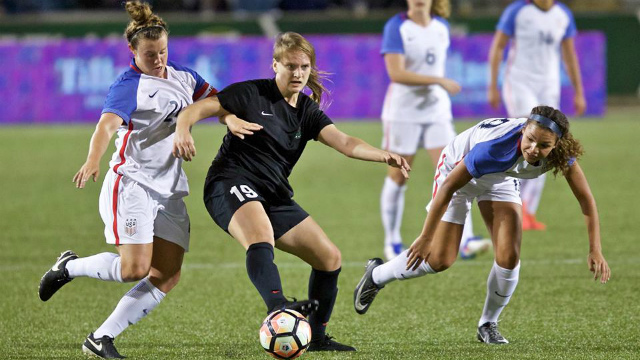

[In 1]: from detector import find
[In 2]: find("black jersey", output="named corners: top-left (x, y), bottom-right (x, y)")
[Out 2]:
top-left (205, 78), bottom-right (333, 202)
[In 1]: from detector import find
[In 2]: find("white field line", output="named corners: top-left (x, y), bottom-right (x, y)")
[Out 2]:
top-left (7, 258), bottom-right (638, 272)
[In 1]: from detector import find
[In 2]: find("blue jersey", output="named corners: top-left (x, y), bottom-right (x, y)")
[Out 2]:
top-left (443, 118), bottom-right (559, 180)
top-left (102, 59), bottom-right (217, 199)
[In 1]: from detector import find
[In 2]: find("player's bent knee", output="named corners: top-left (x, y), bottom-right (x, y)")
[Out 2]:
top-left (318, 245), bottom-right (342, 271)
top-left (150, 271), bottom-right (181, 293)
top-left (121, 264), bottom-right (151, 282)
top-left (427, 254), bottom-right (456, 272)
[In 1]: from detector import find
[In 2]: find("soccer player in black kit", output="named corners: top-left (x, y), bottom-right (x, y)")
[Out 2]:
top-left (173, 32), bottom-right (410, 352)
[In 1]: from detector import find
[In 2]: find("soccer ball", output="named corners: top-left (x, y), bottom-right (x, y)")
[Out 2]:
top-left (259, 309), bottom-right (312, 359)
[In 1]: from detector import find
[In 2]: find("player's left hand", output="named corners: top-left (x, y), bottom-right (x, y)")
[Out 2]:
top-left (406, 235), bottom-right (431, 271)
top-left (172, 128), bottom-right (196, 161)
top-left (224, 114), bottom-right (263, 140)
top-left (383, 152), bottom-right (411, 178)
top-left (574, 94), bottom-right (586, 116)
top-left (588, 251), bottom-right (610, 284)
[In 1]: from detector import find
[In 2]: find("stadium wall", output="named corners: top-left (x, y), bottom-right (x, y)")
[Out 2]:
top-left (0, 33), bottom-right (604, 123)
top-left (0, 12), bottom-right (636, 95)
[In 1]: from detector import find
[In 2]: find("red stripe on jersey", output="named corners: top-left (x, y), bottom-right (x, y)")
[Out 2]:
top-left (113, 121), bottom-right (134, 174)
top-left (129, 63), bottom-right (142, 74)
top-left (112, 174), bottom-right (123, 245)
top-left (432, 155), bottom-right (464, 199)
top-left (432, 153), bottom-right (447, 199)
top-left (192, 82), bottom-right (217, 101)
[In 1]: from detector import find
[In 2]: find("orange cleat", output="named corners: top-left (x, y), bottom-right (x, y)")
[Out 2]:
top-left (522, 204), bottom-right (546, 231)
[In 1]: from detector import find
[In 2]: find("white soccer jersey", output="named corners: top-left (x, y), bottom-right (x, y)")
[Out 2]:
top-left (443, 117), bottom-right (555, 181)
top-left (102, 59), bottom-right (216, 199)
top-left (498, 0), bottom-right (577, 84)
top-left (380, 13), bottom-right (452, 124)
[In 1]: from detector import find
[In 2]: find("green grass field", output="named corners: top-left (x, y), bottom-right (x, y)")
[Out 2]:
top-left (1, 110), bottom-right (639, 359)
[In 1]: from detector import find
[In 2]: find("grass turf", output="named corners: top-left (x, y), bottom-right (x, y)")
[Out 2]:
top-left (1, 109), bottom-right (638, 359)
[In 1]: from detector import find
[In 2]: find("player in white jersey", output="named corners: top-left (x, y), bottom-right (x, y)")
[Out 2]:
top-left (488, 0), bottom-right (586, 231)
top-left (355, 105), bottom-right (610, 344)
top-left (38, 2), bottom-right (216, 358)
top-left (379, 0), bottom-right (490, 261)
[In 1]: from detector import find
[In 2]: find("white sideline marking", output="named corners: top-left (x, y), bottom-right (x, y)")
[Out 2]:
top-left (10, 258), bottom-right (637, 273)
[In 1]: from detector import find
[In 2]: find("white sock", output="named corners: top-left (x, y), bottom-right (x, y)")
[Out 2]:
top-left (66, 253), bottom-right (123, 283)
top-left (478, 261), bottom-right (520, 326)
top-left (520, 174), bottom-right (546, 214)
top-left (94, 278), bottom-right (166, 339)
top-left (460, 211), bottom-right (475, 252)
top-left (380, 177), bottom-right (407, 246)
top-left (372, 250), bottom-right (437, 287)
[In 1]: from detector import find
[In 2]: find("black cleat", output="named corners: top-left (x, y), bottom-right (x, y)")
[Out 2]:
top-left (271, 298), bottom-right (320, 318)
top-left (39, 250), bottom-right (78, 301)
top-left (82, 333), bottom-right (126, 359)
top-left (354, 258), bottom-right (384, 314)
top-left (308, 334), bottom-right (356, 352)
top-left (477, 322), bottom-right (509, 344)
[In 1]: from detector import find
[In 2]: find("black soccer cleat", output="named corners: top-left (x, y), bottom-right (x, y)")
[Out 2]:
top-left (354, 258), bottom-right (385, 315)
top-left (82, 333), bottom-right (126, 359)
top-left (307, 334), bottom-right (356, 352)
top-left (38, 250), bottom-right (78, 301)
top-left (477, 322), bottom-right (509, 344)
top-left (273, 298), bottom-right (320, 318)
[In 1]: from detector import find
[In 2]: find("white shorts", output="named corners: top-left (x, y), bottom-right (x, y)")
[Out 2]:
top-left (99, 170), bottom-right (190, 251)
top-left (427, 157), bottom-right (522, 224)
top-left (382, 121), bottom-right (456, 155)
top-left (502, 75), bottom-right (560, 117)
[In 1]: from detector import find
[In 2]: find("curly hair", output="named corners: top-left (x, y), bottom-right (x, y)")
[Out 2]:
top-left (431, 0), bottom-right (451, 18)
top-left (527, 105), bottom-right (584, 177)
top-left (123, 1), bottom-right (168, 49)
top-left (273, 32), bottom-right (330, 105)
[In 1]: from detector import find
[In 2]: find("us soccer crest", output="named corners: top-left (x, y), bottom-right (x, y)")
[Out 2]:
top-left (124, 218), bottom-right (137, 236)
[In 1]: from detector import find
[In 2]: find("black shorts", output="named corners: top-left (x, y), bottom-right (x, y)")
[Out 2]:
top-left (204, 176), bottom-right (309, 240)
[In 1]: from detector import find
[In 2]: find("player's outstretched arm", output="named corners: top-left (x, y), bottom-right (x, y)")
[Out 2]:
top-left (565, 161), bottom-right (610, 283)
top-left (72, 113), bottom-right (122, 189)
top-left (407, 161), bottom-right (472, 270)
top-left (173, 96), bottom-right (228, 161)
top-left (317, 124), bottom-right (411, 178)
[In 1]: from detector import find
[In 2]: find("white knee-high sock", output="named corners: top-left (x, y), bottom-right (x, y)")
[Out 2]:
top-left (372, 250), bottom-right (437, 287)
top-left (479, 261), bottom-right (520, 326)
top-left (381, 177), bottom-right (407, 246)
top-left (94, 278), bottom-right (166, 339)
top-left (520, 175), bottom-right (546, 214)
top-left (65, 253), bottom-right (123, 283)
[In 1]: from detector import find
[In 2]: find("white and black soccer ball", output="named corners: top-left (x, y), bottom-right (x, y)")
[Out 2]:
top-left (259, 309), bottom-right (311, 359)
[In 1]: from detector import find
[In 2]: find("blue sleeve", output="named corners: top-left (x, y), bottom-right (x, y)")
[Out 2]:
top-left (558, 3), bottom-right (577, 39)
top-left (169, 61), bottom-right (210, 96)
top-left (381, 14), bottom-right (405, 55)
top-left (496, 1), bottom-right (526, 36)
top-left (464, 128), bottom-right (523, 178)
top-left (101, 74), bottom-right (140, 124)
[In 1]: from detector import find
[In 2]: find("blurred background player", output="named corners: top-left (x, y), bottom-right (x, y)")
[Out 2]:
top-left (38, 2), bottom-right (217, 358)
top-left (355, 106), bottom-right (610, 344)
top-left (173, 32), bottom-right (410, 352)
top-left (379, 0), bottom-right (491, 260)
top-left (488, 0), bottom-right (586, 230)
